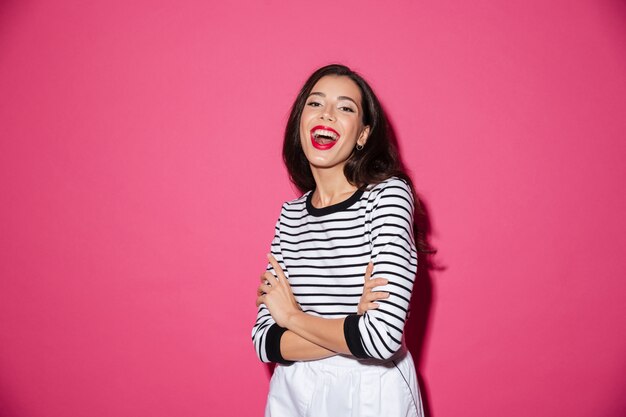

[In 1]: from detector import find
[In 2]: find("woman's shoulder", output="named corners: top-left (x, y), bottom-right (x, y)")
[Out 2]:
top-left (366, 176), bottom-right (413, 196)
top-left (278, 191), bottom-right (311, 215)
top-left (364, 176), bottom-right (415, 212)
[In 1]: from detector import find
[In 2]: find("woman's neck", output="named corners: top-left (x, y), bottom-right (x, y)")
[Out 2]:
top-left (310, 165), bottom-right (357, 208)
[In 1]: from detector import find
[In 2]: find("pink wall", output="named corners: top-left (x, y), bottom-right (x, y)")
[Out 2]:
top-left (1, 1), bottom-right (625, 416)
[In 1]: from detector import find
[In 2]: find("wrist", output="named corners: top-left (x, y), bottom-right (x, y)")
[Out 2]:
top-left (285, 309), bottom-right (304, 330)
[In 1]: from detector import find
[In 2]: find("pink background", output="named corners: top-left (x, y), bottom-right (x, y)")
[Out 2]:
top-left (1, 1), bottom-right (625, 416)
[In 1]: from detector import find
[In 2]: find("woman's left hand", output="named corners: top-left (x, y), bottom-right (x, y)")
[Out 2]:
top-left (357, 262), bottom-right (389, 315)
top-left (256, 254), bottom-right (301, 328)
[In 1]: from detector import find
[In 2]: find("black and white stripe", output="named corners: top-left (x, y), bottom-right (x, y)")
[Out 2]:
top-left (252, 177), bottom-right (418, 362)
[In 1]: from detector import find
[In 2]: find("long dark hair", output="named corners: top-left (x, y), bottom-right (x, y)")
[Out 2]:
top-left (283, 63), bottom-right (410, 193)
top-left (282, 64), bottom-right (434, 254)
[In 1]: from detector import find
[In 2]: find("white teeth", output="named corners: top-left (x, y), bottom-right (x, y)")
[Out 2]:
top-left (312, 129), bottom-right (339, 140)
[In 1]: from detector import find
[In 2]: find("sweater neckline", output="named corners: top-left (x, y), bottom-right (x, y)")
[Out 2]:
top-left (306, 188), bottom-right (364, 217)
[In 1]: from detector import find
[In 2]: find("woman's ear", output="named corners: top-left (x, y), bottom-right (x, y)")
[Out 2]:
top-left (357, 125), bottom-right (371, 147)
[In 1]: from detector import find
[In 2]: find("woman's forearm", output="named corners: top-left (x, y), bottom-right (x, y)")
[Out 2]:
top-left (285, 312), bottom-right (351, 355)
top-left (261, 255), bottom-right (353, 358)
top-left (280, 330), bottom-right (337, 361)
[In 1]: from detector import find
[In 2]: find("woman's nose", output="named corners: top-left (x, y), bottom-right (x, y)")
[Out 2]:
top-left (321, 110), bottom-right (335, 121)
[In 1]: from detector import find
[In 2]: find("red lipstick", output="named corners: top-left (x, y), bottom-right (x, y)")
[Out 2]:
top-left (310, 125), bottom-right (340, 150)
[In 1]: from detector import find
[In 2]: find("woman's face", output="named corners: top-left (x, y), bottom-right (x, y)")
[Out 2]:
top-left (299, 75), bottom-right (370, 171)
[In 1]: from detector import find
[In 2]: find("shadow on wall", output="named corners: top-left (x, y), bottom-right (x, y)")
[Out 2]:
top-left (390, 116), bottom-right (442, 417)
top-left (404, 199), bottom-right (438, 417)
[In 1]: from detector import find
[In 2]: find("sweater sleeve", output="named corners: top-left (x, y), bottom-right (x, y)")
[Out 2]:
top-left (251, 207), bottom-right (294, 364)
top-left (343, 179), bottom-right (418, 360)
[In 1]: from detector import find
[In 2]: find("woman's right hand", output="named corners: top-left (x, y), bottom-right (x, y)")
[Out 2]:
top-left (357, 262), bottom-right (389, 315)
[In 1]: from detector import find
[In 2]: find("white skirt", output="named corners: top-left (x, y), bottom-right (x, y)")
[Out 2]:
top-left (265, 347), bottom-right (424, 417)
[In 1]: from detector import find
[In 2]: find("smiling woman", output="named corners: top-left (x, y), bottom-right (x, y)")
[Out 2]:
top-left (299, 77), bottom-right (370, 169)
top-left (252, 64), bottom-right (426, 417)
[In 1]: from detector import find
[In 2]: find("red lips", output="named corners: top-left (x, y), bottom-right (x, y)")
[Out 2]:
top-left (310, 125), bottom-right (340, 150)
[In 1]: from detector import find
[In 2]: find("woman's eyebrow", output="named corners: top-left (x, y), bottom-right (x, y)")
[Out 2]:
top-left (308, 92), bottom-right (358, 106)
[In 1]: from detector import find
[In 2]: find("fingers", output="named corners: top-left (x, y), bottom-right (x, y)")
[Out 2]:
top-left (257, 282), bottom-right (271, 296)
top-left (357, 303), bottom-right (380, 315)
top-left (363, 263), bottom-right (388, 288)
top-left (363, 262), bottom-right (373, 282)
top-left (256, 254), bottom-right (286, 308)
top-left (267, 254), bottom-right (285, 283)
top-left (358, 301), bottom-right (384, 315)
top-left (358, 279), bottom-right (390, 315)
top-left (364, 291), bottom-right (390, 302)
top-left (263, 268), bottom-right (280, 286)
top-left (359, 262), bottom-right (390, 315)
top-left (358, 292), bottom-right (389, 314)
top-left (364, 277), bottom-right (389, 290)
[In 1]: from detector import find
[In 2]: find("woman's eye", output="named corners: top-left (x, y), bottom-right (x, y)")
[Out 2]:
top-left (340, 106), bottom-right (355, 113)
top-left (307, 101), bottom-right (322, 107)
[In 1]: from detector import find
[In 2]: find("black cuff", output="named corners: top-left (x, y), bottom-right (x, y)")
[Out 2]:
top-left (343, 314), bottom-right (369, 359)
top-left (266, 324), bottom-right (294, 365)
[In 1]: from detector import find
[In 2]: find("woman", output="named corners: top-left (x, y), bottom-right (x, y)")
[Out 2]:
top-left (252, 64), bottom-right (425, 417)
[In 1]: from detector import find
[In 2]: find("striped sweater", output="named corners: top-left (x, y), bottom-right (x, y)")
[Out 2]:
top-left (252, 177), bottom-right (418, 362)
